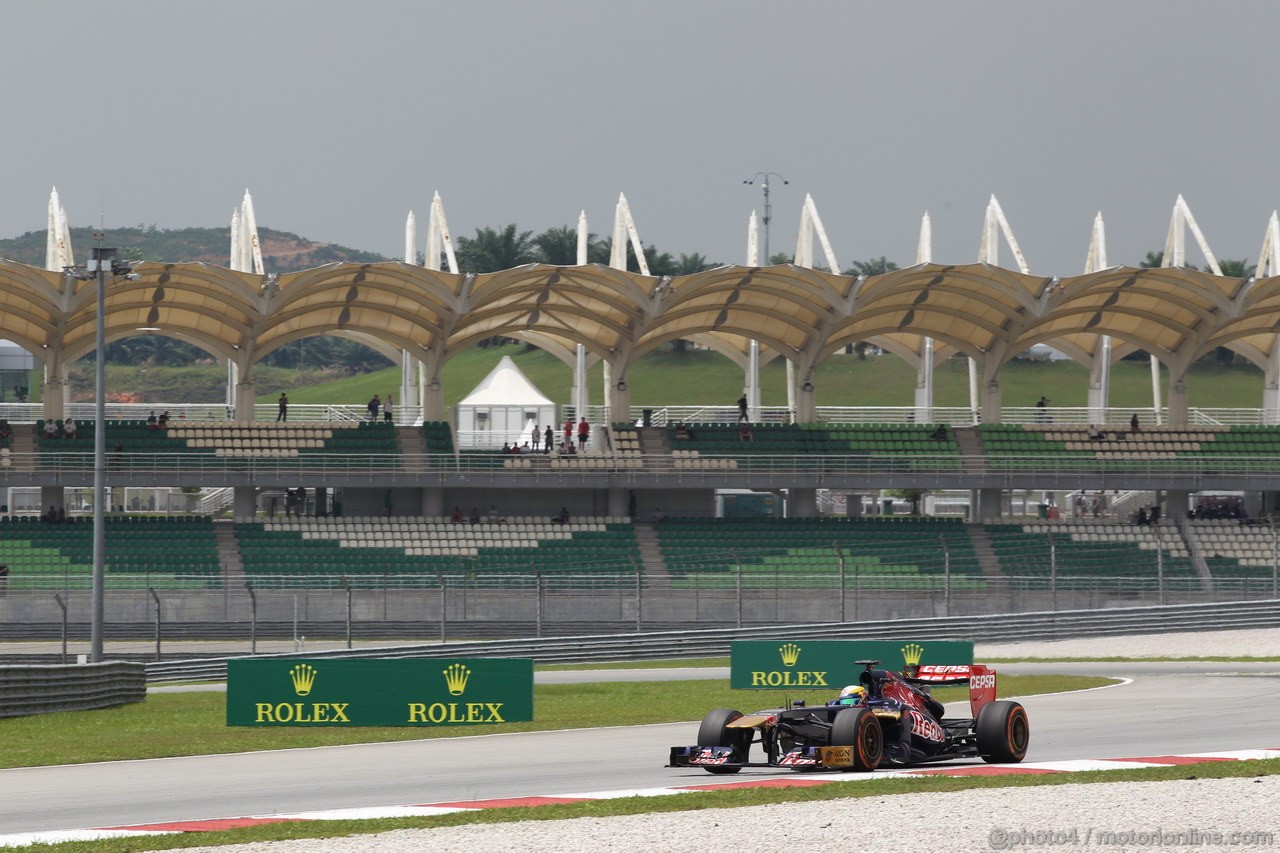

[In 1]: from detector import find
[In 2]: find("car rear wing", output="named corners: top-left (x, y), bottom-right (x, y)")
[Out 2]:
top-left (906, 664), bottom-right (997, 717)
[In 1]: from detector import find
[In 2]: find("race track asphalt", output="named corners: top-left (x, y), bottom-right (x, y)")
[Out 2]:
top-left (2, 668), bottom-right (1278, 835)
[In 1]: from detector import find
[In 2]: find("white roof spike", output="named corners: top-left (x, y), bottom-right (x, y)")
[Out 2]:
top-left (793, 194), bottom-right (840, 273)
top-left (45, 190), bottom-right (59, 272)
top-left (916, 212), bottom-right (932, 265)
top-left (239, 191), bottom-right (265, 276)
top-left (747, 210), bottom-right (760, 266)
top-left (1084, 212), bottom-right (1108, 273)
top-left (978, 195), bottom-right (1030, 274)
top-left (1162, 196), bottom-right (1223, 276)
top-left (576, 210), bottom-right (589, 266)
top-left (58, 205), bottom-right (74, 268)
top-left (404, 210), bottom-right (416, 264)
top-left (610, 193), bottom-right (649, 274)
top-left (1256, 211), bottom-right (1280, 279)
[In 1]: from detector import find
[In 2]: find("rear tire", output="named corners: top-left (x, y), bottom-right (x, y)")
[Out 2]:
top-left (975, 700), bottom-right (1029, 763)
top-left (697, 708), bottom-right (749, 774)
top-left (830, 707), bottom-right (882, 772)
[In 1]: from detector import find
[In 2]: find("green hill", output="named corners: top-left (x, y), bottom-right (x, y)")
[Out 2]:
top-left (0, 226), bottom-right (387, 272)
top-left (21, 341), bottom-right (1267, 410)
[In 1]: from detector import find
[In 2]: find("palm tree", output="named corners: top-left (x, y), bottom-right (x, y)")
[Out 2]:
top-left (455, 225), bottom-right (537, 273)
top-left (845, 256), bottom-right (899, 276)
top-left (532, 226), bottom-right (579, 265)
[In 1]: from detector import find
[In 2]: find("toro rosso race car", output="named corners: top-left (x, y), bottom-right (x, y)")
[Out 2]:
top-left (669, 660), bottom-right (1029, 773)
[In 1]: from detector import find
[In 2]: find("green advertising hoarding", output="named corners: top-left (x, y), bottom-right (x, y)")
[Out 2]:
top-left (226, 658), bottom-right (533, 726)
top-left (730, 640), bottom-right (973, 690)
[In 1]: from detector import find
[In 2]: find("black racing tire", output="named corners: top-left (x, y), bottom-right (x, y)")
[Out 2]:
top-left (830, 707), bottom-right (883, 772)
top-left (975, 700), bottom-right (1030, 763)
top-left (697, 708), bottom-right (749, 774)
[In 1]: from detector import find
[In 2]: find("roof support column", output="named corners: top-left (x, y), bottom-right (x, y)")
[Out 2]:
top-left (795, 375), bottom-right (817, 423)
top-left (607, 367), bottom-right (630, 428)
top-left (40, 373), bottom-right (66, 423)
top-left (914, 339), bottom-right (934, 424)
top-left (1088, 338), bottom-right (1111, 425)
top-left (980, 374), bottom-right (1002, 425)
top-left (1264, 346), bottom-right (1280, 425)
top-left (422, 375), bottom-right (445, 423)
top-left (1167, 375), bottom-right (1189, 426)
top-left (746, 339), bottom-right (761, 421)
top-left (234, 379), bottom-right (256, 420)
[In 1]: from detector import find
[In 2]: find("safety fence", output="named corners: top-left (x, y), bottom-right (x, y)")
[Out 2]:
top-left (0, 661), bottom-right (146, 717)
top-left (13, 450), bottom-right (1280, 479)
top-left (139, 598), bottom-right (1280, 682)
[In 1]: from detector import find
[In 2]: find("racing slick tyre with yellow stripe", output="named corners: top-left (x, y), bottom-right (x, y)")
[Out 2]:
top-left (975, 700), bottom-right (1030, 763)
top-left (697, 708), bottom-right (751, 774)
top-left (830, 706), bottom-right (883, 772)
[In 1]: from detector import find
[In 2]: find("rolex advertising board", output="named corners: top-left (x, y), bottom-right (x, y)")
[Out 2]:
top-left (226, 658), bottom-right (534, 726)
top-left (729, 640), bottom-right (973, 690)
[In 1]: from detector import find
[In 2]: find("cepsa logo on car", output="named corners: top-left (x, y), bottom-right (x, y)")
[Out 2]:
top-left (971, 674), bottom-right (996, 690)
top-left (909, 710), bottom-right (945, 742)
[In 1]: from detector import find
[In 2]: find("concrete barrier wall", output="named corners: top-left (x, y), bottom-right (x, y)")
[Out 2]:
top-left (0, 662), bottom-right (146, 718)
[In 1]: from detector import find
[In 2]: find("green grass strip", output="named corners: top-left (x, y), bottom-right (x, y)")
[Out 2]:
top-left (0, 675), bottom-right (1105, 769)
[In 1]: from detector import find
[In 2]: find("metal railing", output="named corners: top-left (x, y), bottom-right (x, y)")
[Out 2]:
top-left (11, 450), bottom-right (1280, 480)
top-left (140, 598), bottom-right (1280, 682)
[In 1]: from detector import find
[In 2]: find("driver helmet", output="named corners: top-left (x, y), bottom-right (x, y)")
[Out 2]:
top-left (837, 685), bottom-right (867, 705)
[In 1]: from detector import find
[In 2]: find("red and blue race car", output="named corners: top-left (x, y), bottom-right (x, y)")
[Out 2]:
top-left (669, 659), bottom-right (1029, 773)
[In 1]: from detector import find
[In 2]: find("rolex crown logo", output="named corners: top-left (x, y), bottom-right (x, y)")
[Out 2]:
top-left (443, 662), bottom-right (471, 696)
top-left (290, 663), bottom-right (317, 696)
top-left (778, 643), bottom-right (802, 667)
top-left (901, 643), bottom-right (925, 668)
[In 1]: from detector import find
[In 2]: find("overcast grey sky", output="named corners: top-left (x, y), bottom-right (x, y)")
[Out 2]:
top-left (4, 1), bottom-right (1278, 274)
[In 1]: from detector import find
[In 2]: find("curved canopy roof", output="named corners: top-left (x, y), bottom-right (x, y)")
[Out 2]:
top-left (1, 255), bottom-right (1275, 380)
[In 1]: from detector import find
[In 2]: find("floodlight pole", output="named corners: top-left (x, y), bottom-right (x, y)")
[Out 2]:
top-left (90, 232), bottom-right (109, 662)
top-left (744, 172), bottom-right (787, 264)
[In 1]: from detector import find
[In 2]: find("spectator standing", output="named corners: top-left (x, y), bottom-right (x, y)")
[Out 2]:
top-left (384, 394), bottom-right (394, 424)
top-left (1035, 396), bottom-right (1049, 423)
top-left (737, 394), bottom-right (749, 422)
top-left (577, 417), bottom-right (590, 449)
top-left (543, 425), bottom-right (553, 454)
top-left (276, 393), bottom-right (288, 422)
top-left (368, 395), bottom-right (380, 421)
top-left (1130, 412), bottom-right (1140, 433)
top-left (532, 424), bottom-right (542, 452)
top-left (147, 411), bottom-right (159, 430)
top-left (451, 506), bottom-right (463, 523)
top-left (564, 417), bottom-right (573, 447)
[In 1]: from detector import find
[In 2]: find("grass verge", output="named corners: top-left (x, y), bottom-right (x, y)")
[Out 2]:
top-left (0, 675), bottom-right (1107, 769)
top-left (26, 757), bottom-right (1280, 852)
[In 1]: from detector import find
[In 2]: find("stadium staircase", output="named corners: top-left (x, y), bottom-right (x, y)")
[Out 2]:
top-left (395, 425), bottom-right (427, 469)
top-left (214, 519), bottom-right (246, 586)
top-left (631, 521), bottom-right (671, 588)
top-left (965, 524), bottom-right (1005, 581)
top-left (954, 426), bottom-right (985, 473)
top-left (637, 427), bottom-right (669, 457)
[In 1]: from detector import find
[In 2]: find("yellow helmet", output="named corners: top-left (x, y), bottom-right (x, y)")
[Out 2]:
top-left (838, 685), bottom-right (867, 705)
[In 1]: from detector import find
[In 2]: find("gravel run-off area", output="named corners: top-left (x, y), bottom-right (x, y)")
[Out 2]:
top-left (174, 628), bottom-right (1280, 853)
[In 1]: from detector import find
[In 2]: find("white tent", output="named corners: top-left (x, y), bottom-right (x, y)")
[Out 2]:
top-left (455, 356), bottom-right (557, 449)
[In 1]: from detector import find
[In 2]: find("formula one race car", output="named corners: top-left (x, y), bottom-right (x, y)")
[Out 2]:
top-left (669, 660), bottom-right (1029, 773)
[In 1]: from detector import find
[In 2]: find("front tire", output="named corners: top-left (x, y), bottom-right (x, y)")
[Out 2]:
top-left (975, 700), bottom-right (1030, 763)
top-left (697, 708), bottom-right (749, 774)
top-left (830, 707), bottom-right (883, 772)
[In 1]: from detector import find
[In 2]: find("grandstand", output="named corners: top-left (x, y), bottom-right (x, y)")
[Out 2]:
top-left (5, 249), bottom-right (1280, 639)
top-left (234, 515), bottom-right (639, 589)
top-left (0, 516), bottom-right (220, 590)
